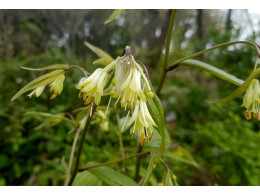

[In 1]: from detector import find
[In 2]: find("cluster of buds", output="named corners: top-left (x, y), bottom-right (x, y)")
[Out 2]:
top-left (242, 79), bottom-right (260, 120)
top-left (77, 46), bottom-right (157, 145)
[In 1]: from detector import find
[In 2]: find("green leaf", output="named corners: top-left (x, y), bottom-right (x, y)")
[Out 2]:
top-left (84, 41), bottom-right (114, 66)
top-left (127, 165), bottom-right (158, 186)
top-left (143, 83), bottom-right (166, 186)
top-left (88, 166), bottom-right (137, 186)
top-left (93, 58), bottom-right (111, 66)
top-left (147, 83), bottom-right (165, 139)
top-left (206, 68), bottom-right (260, 104)
top-left (142, 153), bottom-right (157, 186)
top-left (21, 64), bottom-right (69, 71)
top-left (24, 111), bottom-right (76, 126)
top-left (177, 59), bottom-right (244, 86)
top-left (103, 9), bottom-right (124, 25)
top-left (11, 69), bottom-right (64, 101)
top-left (164, 146), bottom-right (199, 168)
top-left (72, 171), bottom-right (103, 186)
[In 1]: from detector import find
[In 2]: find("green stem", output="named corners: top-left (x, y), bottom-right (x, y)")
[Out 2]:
top-left (67, 65), bottom-right (89, 77)
top-left (254, 56), bottom-right (260, 72)
top-left (68, 105), bottom-right (96, 186)
top-left (156, 9), bottom-right (177, 95)
top-left (64, 128), bottom-right (80, 186)
top-left (116, 112), bottom-right (127, 173)
top-left (135, 143), bottom-right (143, 182)
top-left (78, 151), bottom-right (150, 172)
top-left (167, 41), bottom-right (260, 71)
top-left (160, 159), bottom-right (169, 172)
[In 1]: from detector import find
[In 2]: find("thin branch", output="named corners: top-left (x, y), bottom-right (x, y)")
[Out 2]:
top-left (135, 143), bottom-right (143, 182)
top-left (78, 151), bottom-right (150, 172)
top-left (64, 112), bottom-right (75, 122)
top-left (167, 41), bottom-right (260, 71)
top-left (254, 56), bottom-right (260, 72)
top-left (136, 59), bottom-right (150, 80)
top-left (116, 112), bottom-right (127, 173)
top-left (64, 128), bottom-right (80, 186)
top-left (65, 65), bottom-right (89, 78)
top-left (156, 9), bottom-right (177, 96)
top-left (68, 105), bottom-right (96, 186)
top-left (160, 159), bottom-right (169, 172)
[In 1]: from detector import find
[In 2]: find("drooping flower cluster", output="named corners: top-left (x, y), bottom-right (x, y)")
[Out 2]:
top-left (242, 79), bottom-right (260, 120)
top-left (77, 46), bottom-right (156, 145)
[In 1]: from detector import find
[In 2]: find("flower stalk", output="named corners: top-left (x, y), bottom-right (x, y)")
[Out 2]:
top-left (157, 9), bottom-right (177, 96)
top-left (68, 105), bottom-right (96, 186)
top-left (64, 127), bottom-right (80, 186)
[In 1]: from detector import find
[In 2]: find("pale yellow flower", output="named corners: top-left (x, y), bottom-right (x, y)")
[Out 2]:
top-left (126, 100), bottom-right (157, 145)
top-left (28, 86), bottom-right (45, 98)
top-left (27, 73), bottom-right (65, 99)
top-left (113, 48), bottom-right (152, 111)
top-left (77, 68), bottom-right (108, 105)
top-left (242, 79), bottom-right (260, 120)
top-left (49, 74), bottom-right (65, 100)
top-left (119, 68), bottom-right (146, 110)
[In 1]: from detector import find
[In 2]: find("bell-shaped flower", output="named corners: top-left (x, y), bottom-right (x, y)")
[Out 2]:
top-left (242, 79), bottom-right (260, 120)
top-left (77, 68), bottom-right (108, 105)
top-left (119, 68), bottom-right (146, 110)
top-left (49, 74), bottom-right (65, 100)
top-left (114, 52), bottom-right (150, 110)
top-left (27, 72), bottom-right (65, 99)
top-left (126, 100), bottom-right (157, 145)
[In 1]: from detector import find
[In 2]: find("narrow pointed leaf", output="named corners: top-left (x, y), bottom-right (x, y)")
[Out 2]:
top-left (93, 58), bottom-right (111, 66)
top-left (88, 166), bottom-right (137, 186)
top-left (143, 82), bottom-right (166, 186)
top-left (84, 41), bottom-right (114, 66)
top-left (11, 70), bottom-right (64, 101)
top-left (174, 59), bottom-right (244, 86)
top-left (72, 171), bottom-right (102, 186)
top-left (142, 153), bottom-right (157, 186)
top-left (103, 9), bottom-right (124, 25)
top-left (147, 83), bottom-right (165, 139)
top-left (21, 64), bottom-right (69, 71)
top-left (206, 68), bottom-right (260, 104)
top-left (24, 111), bottom-right (76, 126)
top-left (164, 146), bottom-right (199, 168)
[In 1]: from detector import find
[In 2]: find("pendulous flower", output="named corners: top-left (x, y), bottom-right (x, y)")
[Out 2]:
top-left (242, 79), bottom-right (260, 120)
top-left (27, 72), bottom-right (66, 100)
top-left (49, 74), bottom-right (65, 100)
top-left (77, 61), bottom-right (116, 106)
top-left (113, 46), bottom-right (152, 111)
top-left (77, 68), bottom-right (108, 105)
top-left (126, 100), bottom-right (157, 145)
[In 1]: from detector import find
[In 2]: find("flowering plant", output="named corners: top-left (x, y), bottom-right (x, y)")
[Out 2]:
top-left (10, 9), bottom-right (260, 186)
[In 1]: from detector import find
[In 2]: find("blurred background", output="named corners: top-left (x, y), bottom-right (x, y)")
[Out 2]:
top-left (1, 9), bottom-right (260, 186)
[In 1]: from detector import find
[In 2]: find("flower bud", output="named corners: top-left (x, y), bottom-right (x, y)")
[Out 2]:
top-left (146, 90), bottom-right (154, 99)
top-left (109, 89), bottom-right (115, 96)
top-left (111, 78), bottom-right (116, 86)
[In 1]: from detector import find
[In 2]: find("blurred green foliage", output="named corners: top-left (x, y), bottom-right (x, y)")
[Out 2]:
top-left (1, 9), bottom-right (260, 186)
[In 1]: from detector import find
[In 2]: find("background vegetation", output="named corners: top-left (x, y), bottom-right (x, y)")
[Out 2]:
top-left (1, 9), bottom-right (260, 186)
